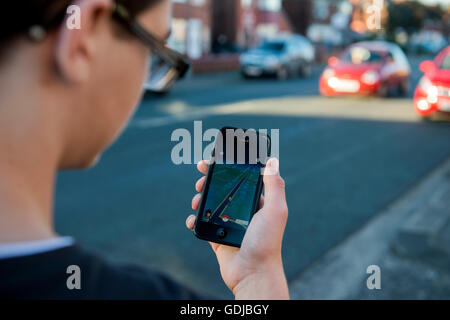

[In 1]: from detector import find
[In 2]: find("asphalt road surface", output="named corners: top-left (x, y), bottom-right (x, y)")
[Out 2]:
top-left (55, 56), bottom-right (450, 298)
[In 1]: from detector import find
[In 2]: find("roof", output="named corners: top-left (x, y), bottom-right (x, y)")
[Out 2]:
top-left (350, 41), bottom-right (399, 52)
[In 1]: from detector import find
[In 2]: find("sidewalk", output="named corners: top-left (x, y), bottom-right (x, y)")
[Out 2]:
top-left (289, 156), bottom-right (450, 299)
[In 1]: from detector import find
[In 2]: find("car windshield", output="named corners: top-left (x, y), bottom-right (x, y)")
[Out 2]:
top-left (258, 41), bottom-right (285, 52)
top-left (341, 46), bottom-right (384, 64)
top-left (439, 54), bottom-right (450, 70)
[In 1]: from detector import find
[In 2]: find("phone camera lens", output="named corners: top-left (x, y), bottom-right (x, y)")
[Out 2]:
top-left (216, 228), bottom-right (227, 239)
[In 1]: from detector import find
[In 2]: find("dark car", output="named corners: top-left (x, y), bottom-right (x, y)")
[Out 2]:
top-left (239, 35), bottom-right (315, 80)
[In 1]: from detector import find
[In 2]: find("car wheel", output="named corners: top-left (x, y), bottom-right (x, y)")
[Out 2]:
top-left (241, 72), bottom-right (251, 79)
top-left (420, 115), bottom-right (432, 122)
top-left (377, 83), bottom-right (389, 97)
top-left (277, 67), bottom-right (288, 80)
top-left (398, 81), bottom-right (410, 97)
top-left (299, 64), bottom-right (312, 78)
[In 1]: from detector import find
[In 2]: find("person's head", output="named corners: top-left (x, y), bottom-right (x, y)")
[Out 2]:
top-left (0, 0), bottom-right (172, 169)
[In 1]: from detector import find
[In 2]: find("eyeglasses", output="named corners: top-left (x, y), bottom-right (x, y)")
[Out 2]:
top-left (112, 3), bottom-right (190, 92)
top-left (28, 2), bottom-right (190, 93)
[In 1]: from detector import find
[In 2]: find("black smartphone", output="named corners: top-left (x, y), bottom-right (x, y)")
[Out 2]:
top-left (194, 127), bottom-right (271, 248)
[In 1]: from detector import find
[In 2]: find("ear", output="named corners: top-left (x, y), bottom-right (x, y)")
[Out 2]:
top-left (54, 0), bottom-right (113, 83)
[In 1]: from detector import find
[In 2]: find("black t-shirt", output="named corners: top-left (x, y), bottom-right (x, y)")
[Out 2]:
top-left (0, 245), bottom-right (206, 300)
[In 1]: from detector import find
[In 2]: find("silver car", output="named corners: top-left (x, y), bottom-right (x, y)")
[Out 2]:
top-left (240, 35), bottom-right (315, 80)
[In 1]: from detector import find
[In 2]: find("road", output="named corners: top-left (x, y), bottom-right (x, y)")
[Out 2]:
top-left (54, 56), bottom-right (450, 298)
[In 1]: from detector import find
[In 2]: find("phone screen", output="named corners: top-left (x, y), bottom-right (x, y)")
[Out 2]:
top-left (201, 163), bottom-right (261, 231)
top-left (195, 128), bottom-right (270, 247)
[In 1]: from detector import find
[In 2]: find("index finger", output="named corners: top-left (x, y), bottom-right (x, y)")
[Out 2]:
top-left (197, 160), bottom-right (209, 175)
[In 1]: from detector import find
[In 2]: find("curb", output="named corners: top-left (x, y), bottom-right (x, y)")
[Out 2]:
top-left (393, 167), bottom-right (450, 270)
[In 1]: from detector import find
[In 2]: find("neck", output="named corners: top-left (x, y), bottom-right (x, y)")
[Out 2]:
top-left (0, 166), bottom-right (57, 243)
top-left (0, 46), bottom-right (62, 243)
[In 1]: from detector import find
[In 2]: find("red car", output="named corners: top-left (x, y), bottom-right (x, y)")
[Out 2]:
top-left (320, 41), bottom-right (411, 97)
top-left (413, 46), bottom-right (450, 118)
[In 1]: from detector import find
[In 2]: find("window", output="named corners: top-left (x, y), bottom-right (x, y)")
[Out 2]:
top-left (169, 18), bottom-right (187, 54)
top-left (186, 19), bottom-right (203, 59)
top-left (191, 0), bottom-right (205, 6)
top-left (314, 0), bottom-right (329, 20)
top-left (259, 41), bottom-right (285, 52)
top-left (391, 46), bottom-right (410, 69)
top-left (440, 54), bottom-right (450, 70)
top-left (242, 0), bottom-right (252, 8)
top-left (341, 47), bottom-right (383, 64)
top-left (258, 0), bottom-right (281, 12)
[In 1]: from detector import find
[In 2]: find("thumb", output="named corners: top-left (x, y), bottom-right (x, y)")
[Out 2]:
top-left (263, 158), bottom-right (287, 213)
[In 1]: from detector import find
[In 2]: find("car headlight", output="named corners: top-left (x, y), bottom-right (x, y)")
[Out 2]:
top-left (327, 77), bottom-right (339, 89)
top-left (361, 70), bottom-right (380, 85)
top-left (427, 86), bottom-right (439, 103)
top-left (322, 68), bottom-right (335, 78)
top-left (419, 76), bottom-right (438, 104)
top-left (417, 99), bottom-right (430, 111)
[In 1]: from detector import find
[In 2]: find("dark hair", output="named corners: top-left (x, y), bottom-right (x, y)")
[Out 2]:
top-left (0, 0), bottom-right (160, 46)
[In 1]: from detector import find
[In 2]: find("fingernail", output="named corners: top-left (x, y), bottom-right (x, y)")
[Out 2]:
top-left (265, 158), bottom-right (279, 175)
top-left (267, 158), bottom-right (279, 169)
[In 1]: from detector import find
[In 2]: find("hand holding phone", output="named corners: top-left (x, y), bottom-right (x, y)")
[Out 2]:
top-left (186, 157), bottom-right (290, 300)
top-left (194, 127), bottom-right (270, 247)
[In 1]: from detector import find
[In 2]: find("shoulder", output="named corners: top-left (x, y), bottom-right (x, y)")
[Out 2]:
top-left (0, 245), bottom-right (207, 300)
top-left (93, 257), bottom-right (205, 299)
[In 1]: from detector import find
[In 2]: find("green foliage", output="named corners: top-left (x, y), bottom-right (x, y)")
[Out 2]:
top-left (387, 1), bottom-right (445, 36)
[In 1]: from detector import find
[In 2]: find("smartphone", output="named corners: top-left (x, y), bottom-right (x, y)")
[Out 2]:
top-left (194, 127), bottom-right (271, 248)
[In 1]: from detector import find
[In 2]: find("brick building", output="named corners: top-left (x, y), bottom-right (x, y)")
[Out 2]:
top-left (169, 0), bottom-right (293, 72)
top-left (169, 0), bottom-right (357, 73)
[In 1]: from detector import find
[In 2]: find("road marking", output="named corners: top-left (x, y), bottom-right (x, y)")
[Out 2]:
top-left (130, 96), bottom-right (419, 130)
top-left (130, 100), bottom-right (256, 129)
